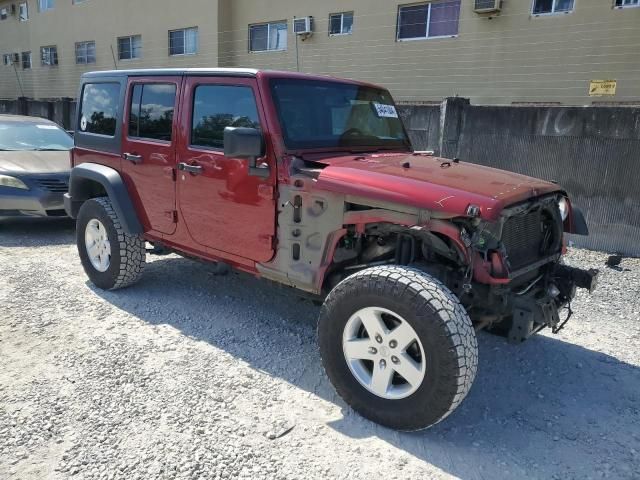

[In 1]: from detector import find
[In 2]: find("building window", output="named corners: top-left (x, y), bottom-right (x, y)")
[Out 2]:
top-left (329, 12), bottom-right (354, 35)
top-left (118, 35), bottom-right (142, 60)
top-left (0, 8), bottom-right (8, 20)
top-left (191, 85), bottom-right (261, 149)
top-left (78, 83), bottom-right (120, 136)
top-left (22, 52), bottom-right (31, 69)
top-left (397, 1), bottom-right (461, 41)
top-left (38, 0), bottom-right (54, 12)
top-left (169, 27), bottom-right (198, 56)
top-left (73, 0), bottom-right (88, 3)
top-left (532, 0), bottom-right (575, 14)
top-left (2, 54), bottom-right (12, 66)
top-left (40, 46), bottom-right (58, 66)
top-left (615, 0), bottom-right (639, 7)
top-left (75, 41), bottom-right (96, 64)
top-left (249, 21), bottom-right (287, 52)
top-left (19, 2), bottom-right (28, 21)
top-left (128, 83), bottom-right (177, 141)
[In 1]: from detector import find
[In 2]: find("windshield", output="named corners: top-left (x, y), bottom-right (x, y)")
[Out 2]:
top-left (0, 121), bottom-right (73, 151)
top-left (270, 79), bottom-right (411, 151)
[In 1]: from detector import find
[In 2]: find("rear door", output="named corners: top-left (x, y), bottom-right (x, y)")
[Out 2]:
top-left (121, 76), bottom-right (181, 234)
top-left (176, 75), bottom-right (276, 262)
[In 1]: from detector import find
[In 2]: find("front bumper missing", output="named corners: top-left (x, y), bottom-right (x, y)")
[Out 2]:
top-left (554, 264), bottom-right (599, 293)
top-left (507, 265), bottom-right (599, 343)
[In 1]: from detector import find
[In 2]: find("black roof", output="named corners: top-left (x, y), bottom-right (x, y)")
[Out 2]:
top-left (82, 68), bottom-right (259, 79)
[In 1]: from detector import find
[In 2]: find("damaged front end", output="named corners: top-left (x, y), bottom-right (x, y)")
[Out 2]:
top-left (464, 194), bottom-right (598, 343)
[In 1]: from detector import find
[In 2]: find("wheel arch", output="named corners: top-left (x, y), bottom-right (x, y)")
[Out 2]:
top-left (64, 163), bottom-right (143, 235)
top-left (318, 218), bottom-right (469, 294)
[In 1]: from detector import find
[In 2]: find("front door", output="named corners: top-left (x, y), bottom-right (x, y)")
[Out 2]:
top-left (176, 76), bottom-right (276, 262)
top-left (121, 76), bottom-right (181, 234)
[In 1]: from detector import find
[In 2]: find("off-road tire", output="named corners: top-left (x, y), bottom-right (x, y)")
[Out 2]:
top-left (76, 197), bottom-right (145, 290)
top-left (318, 265), bottom-right (478, 431)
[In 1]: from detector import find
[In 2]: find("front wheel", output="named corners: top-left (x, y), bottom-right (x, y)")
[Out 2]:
top-left (318, 265), bottom-right (478, 431)
top-left (76, 197), bottom-right (146, 290)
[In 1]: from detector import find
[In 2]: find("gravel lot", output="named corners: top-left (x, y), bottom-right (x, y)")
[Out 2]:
top-left (1, 218), bottom-right (639, 480)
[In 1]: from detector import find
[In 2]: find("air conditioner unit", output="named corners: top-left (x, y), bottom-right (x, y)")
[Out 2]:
top-left (293, 16), bottom-right (313, 35)
top-left (473, 0), bottom-right (501, 13)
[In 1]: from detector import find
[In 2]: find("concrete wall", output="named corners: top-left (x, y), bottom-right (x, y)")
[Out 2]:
top-left (1, 0), bottom-right (639, 104)
top-left (405, 100), bottom-right (640, 256)
top-left (397, 104), bottom-right (441, 153)
top-left (0, 97), bottom-right (75, 129)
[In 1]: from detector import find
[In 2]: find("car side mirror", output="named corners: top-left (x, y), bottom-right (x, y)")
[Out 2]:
top-left (223, 127), bottom-right (268, 178)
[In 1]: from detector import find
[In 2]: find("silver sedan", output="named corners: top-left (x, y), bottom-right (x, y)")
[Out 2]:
top-left (0, 115), bottom-right (73, 219)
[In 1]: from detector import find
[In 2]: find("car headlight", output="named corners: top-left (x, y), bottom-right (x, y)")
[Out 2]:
top-left (0, 174), bottom-right (29, 190)
top-left (558, 197), bottom-right (569, 221)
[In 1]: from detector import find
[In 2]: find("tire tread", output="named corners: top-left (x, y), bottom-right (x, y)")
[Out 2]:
top-left (90, 197), bottom-right (145, 290)
top-left (319, 265), bottom-right (478, 430)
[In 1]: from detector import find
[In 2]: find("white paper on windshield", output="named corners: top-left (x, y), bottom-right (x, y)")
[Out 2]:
top-left (373, 103), bottom-right (398, 118)
top-left (36, 125), bottom-right (58, 129)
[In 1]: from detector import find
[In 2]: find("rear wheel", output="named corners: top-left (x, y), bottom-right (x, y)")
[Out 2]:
top-left (318, 265), bottom-right (478, 431)
top-left (76, 197), bottom-right (145, 290)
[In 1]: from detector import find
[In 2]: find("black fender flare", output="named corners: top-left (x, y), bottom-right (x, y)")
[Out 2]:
top-left (569, 207), bottom-right (589, 236)
top-left (63, 163), bottom-right (143, 235)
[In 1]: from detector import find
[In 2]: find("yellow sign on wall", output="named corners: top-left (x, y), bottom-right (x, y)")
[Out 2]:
top-left (589, 80), bottom-right (617, 96)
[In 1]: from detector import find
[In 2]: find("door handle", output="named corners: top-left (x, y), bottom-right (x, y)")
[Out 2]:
top-left (123, 153), bottom-right (143, 164)
top-left (177, 162), bottom-right (203, 175)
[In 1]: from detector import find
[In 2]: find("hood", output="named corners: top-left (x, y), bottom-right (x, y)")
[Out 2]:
top-left (313, 152), bottom-right (561, 221)
top-left (0, 150), bottom-right (71, 174)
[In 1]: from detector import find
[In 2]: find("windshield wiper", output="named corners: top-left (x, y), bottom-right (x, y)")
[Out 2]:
top-left (30, 148), bottom-right (69, 152)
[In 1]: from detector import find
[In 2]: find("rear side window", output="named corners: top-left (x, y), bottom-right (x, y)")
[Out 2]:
top-left (128, 83), bottom-right (177, 141)
top-left (78, 82), bottom-right (120, 136)
top-left (191, 85), bottom-right (260, 149)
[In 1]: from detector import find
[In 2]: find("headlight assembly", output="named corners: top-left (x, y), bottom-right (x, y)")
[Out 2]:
top-left (558, 197), bottom-right (569, 221)
top-left (0, 174), bottom-right (29, 190)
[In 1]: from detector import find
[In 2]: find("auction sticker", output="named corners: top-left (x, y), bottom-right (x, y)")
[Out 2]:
top-left (373, 103), bottom-right (398, 118)
top-left (80, 115), bottom-right (88, 131)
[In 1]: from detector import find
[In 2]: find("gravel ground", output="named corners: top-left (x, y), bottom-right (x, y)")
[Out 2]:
top-left (1, 218), bottom-right (639, 480)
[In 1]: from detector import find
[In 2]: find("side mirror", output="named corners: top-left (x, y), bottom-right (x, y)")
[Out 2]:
top-left (223, 127), bottom-right (268, 178)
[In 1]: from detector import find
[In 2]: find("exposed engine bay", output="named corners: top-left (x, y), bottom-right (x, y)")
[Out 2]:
top-left (327, 194), bottom-right (598, 343)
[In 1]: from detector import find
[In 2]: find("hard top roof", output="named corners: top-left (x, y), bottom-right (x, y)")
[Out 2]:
top-left (82, 68), bottom-right (259, 79)
top-left (80, 68), bottom-right (382, 89)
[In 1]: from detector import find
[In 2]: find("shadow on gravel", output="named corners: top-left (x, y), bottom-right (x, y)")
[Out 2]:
top-left (92, 256), bottom-right (640, 480)
top-left (0, 217), bottom-right (75, 247)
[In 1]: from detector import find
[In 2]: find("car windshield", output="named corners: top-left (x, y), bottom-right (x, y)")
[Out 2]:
top-left (270, 78), bottom-right (411, 151)
top-left (0, 120), bottom-right (73, 151)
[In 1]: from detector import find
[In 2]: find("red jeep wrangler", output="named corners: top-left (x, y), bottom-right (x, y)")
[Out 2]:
top-left (64, 68), bottom-right (597, 431)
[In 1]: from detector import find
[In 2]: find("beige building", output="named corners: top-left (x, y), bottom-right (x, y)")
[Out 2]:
top-left (0, 0), bottom-right (638, 105)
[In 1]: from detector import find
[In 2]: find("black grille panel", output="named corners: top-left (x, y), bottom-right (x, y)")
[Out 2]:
top-left (502, 210), bottom-right (544, 271)
top-left (34, 178), bottom-right (68, 193)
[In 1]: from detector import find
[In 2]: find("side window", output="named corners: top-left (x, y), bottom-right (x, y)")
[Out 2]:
top-left (79, 83), bottom-right (120, 136)
top-left (128, 83), bottom-right (177, 141)
top-left (191, 85), bottom-right (260, 149)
